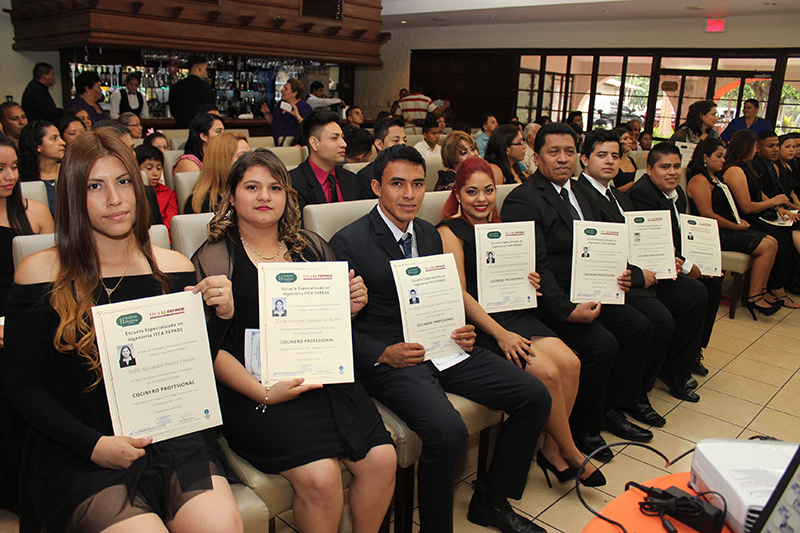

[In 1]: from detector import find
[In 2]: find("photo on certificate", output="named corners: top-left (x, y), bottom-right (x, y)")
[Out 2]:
top-left (92, 290), bottom-right (222, 443)
top-left (680, 214), bottom-right (722, 276)
top-left (258, 262), bottom-right (354, 386)
top-left (625, 211), bottom-right (676, 279)
top-left (570, 220), bottom-right (627, 305)
top-left (474, 221), bottom-right (538, 313)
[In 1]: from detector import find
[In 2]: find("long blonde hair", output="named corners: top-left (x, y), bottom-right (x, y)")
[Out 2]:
top-left (52, 129), bottom-right (168, 389)
top-left (189, 131), bottom-right (248, 213)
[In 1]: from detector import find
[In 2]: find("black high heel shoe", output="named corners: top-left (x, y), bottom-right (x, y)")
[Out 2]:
top-left (536, 450), bottom-right (578, 487)
top-left (745, 294), bottom-right (781, 320)
top-left (579, 467), bottom-right (607, 487)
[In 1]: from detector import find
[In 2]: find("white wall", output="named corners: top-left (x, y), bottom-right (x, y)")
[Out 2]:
top-left (355, 13), bottom-right (800, 119)
top-left (0, 1), bottom-right (62, 107)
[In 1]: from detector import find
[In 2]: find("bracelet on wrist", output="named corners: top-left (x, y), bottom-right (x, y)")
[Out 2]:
top-left (255, 385), bottom-right (271, 413)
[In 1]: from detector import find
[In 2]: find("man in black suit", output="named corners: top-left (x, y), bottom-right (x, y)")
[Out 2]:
top-left (501, 123), bottom-right (654, 457)
top-left (21, 63), bottom-right (62, 123)
top-left (357, 117), bottom-right (408, 199)
top-left (330, 145), bottom-right (551, 533)
top-left (168, 55), bottom-right (215, 128)
top-left (627, 143), bottom-right (723, 387)
top-left (289, 109), bottom-right (360, 212)
top-left (577, 129), bottom-right (706, 409)
top-left (750, 130), bottom-right (784, 199)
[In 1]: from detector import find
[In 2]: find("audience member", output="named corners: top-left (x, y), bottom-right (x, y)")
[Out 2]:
top-left (174, 112), bottom-right (225, 175)
top-left (750, 130), bottom-right (785, 199)
top-left (343, 126), bottom-right (374, 164)
top-left (475, 113), bottom-right (498, 158)
top-left (306, 81), bottom-right (344, 110)
top-left (5, 128), bottom-right (243, 533)
top-left (567, 111), bottom-right (583, 130)
top-left (534, 116), bottom-right (552, 127)
top-left (451, 123), bottom-right (471, 134)
top-left (57, 114), bottom-right (86, 146)
top-left (434, 112), bottom-right (447, 130)
top-left (639, 131), bottom-right (654, 150)
top-left (0, 102), bottom-right (28, 148)
top-left (143, 131), bottom-right (169, 152)
top-left (66, 71), bottom-right (110, 124)
top-left (435, 130), bottom-right (478, 191)
top-left (356, 116), bottom-right (407, 199)
top-left (669, 100), bottom-right (720, 144)
top-left (21, 62), bottom-right (61, 123)
top-left (135, 144), bottom-right (177, 231)
top-left (110, 72), bottom-right (149, 119)
top-left (289, 109), bottom-right (359, 210)
top-left (346, 106), bottom-right (365, 129)
top-left (686, 138), bottom-right (779, 318)
top-left (261, 78), bottom-right (312, 145)
top-left (64, 106), bottom-right (92, 131)
top-left (192, 148), bottom-right (396, 533)
top-left (778, 134), bottom-right (799, 203)
top-left (438, 156), bottom-right (605, 488)
top-left (390, 88), bottom-right (409, 116)
top-left (375, 110), bottom-right (391, 122)
top-left (485, 124), bottom-right (526, 185)
top-left (610, 127), bottom-right (638, 192)
top-left (169, 55), bottom-right (215, 128)
top-left (522, 122), bottom-right (541, 174)
top-left (413, 117), bottom-right (442, 158)
top-left (185, 131), bottom-right (249, 214)
top-left (627, 119), bottom-right (642, 148)
top-left (396, 82), bottom-right (449, 126)
top-left (721, 99), bottom-right (773, 143)
top-left (502, 122), bottom-right (654, 456)
top-left (329, 144), bottom-right (551, 533)
top-left (18, 121), bottom-right (65, 214)
top-left (118, 112), bottom-right (143, 139)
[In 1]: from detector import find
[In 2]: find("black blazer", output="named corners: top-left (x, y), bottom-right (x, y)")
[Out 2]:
top-left (329, 207), bottom-right (443, 374)
top-left (356, 162), bottom-right (378, 199)
top-left (168, 75), bottom-right (215, 128)
top-left (289, 159), bottom-right (361, 212)
top-left (21, 79), bottom-right (61, 123)
top-left (750, 155), bottom-right (784, 199)
top-left (575, 174), bottom-right (652, 294)
top-left (500, 171), bottom-right (592, 323)
top-left (626, 173), bottom-right (686, 256)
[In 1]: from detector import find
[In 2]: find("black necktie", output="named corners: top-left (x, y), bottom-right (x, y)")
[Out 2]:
top-left (606, 189), bottom-right (621, 214)
top-left (399, 234), bottom-right (413, 259)
top-left (560, 187), bottom-right (581, 220)
top-left (327, 173), bottom-right (339, 203)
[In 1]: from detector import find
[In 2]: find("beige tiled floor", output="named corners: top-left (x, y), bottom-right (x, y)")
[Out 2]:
top-left (4, 294), bottom-right (800, 533)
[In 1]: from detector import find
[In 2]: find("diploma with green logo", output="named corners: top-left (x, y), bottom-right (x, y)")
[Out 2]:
top-left (570, 220), bottom-right (627, 305)
top-left (625, 210), bottom-right (676, 279)
top-left (92, 290), bottom-right (222, 443)
top-left (258, 261), bottom-right (354, 386)
top-left (390, 253), bottom-right (468, 364)
top-left (474, 221), bottom-right (538, 313)
top-left (680, 214), bottom-right (722, 276)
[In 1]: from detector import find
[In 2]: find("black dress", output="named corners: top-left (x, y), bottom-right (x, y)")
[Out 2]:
top-left (193, 230), bottom-right (392, 474)
top-left (437, 218), bottom-right (554, 357)
top-left (612, 154), bottom-right (637, 189)
top-left (4, 273), bottom-right (231, 533)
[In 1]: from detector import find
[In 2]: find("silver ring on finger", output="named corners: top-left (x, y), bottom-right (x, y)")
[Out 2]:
top-left (218, 287), bottom-right (224, 296)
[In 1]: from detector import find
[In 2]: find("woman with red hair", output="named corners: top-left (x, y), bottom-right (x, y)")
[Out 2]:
top-left (437, 157), bottom-right (604, 488)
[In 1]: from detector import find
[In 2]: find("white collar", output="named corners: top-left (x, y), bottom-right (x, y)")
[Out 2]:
top-left (377, 204), bottom-right (415, 243)
top-left (582, 173), bottom-right (610, 196)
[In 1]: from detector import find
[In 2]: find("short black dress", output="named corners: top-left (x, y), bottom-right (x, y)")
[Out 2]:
top-left (437, 218), bottom-right (555, 357)
top-left (4, 273), bottom-right (231, 533)
top-left (611, 154), bottom-right (637, 189)
top-left (193, 230), bottom-right (392, 474)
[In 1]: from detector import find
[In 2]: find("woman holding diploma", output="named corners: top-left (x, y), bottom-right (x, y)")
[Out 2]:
top-left (192, 149), bottom-right (396, 533)
top-left (686, 138), bottom-right (781, 318)
top-left (3, 129), bottom-right (243, 533)
top-left (437, 157), bottom-right (605, 488)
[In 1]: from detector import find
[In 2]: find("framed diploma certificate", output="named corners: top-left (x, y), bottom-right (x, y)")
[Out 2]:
top-left (680, 214), bottom-right (722, 276)
top-left (258, 262), bottom-right (354, 386)
top-left (570, 220), bottom-right (627, 305)
top-left (474, 221), bottom-right (537, 313)
top-left (390, 254), bottom-right (468, 365)
top-left (626, 211), bottom-right (677, 279)
top-left (92, 291), bottom-right (222, 443)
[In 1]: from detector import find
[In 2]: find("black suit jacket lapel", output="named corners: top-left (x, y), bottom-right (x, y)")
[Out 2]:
top-left (535, 173), bottom-right (576, 228)
top-left (335, 167), bottom-right (359, 201)
top-left (369, 208), bottom-right (406, 260)
top-left (578, 174), bottom-right (624, 223)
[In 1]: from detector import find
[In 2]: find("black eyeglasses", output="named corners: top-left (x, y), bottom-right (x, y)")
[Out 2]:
top-left (510, 142), bottom-right (525, 146)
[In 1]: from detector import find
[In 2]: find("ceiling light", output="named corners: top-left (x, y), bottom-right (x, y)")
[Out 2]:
top-left (686, 6), bottom-right (706, 10)
top-left (764, 2), bottom-right (777, 5)
top-left (400, 20), bottom-right (408, 23)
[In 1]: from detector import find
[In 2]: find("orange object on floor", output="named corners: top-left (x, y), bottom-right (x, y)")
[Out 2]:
top-left (582, 472), bottom-right (732, 533)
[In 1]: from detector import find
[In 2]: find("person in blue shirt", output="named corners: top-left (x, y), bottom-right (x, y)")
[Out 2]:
top-left (721, 99), bottom-right (773, 143)
top-left (475, 113), bottom-right (498, 157)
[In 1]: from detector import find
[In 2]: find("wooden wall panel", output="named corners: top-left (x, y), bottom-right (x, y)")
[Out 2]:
top-left (410, 50), bottom-right (521, 126)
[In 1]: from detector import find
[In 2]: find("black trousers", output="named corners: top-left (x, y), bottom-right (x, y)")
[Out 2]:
top-left (750, 219), bottom-right (800, 290)
top-left (361, 348), bottom-right (551, 533)
top-left (698, 277), bottom-right (722, 349)
top-left (543, 303), bottom-right (652, 432)
top-left (626, 292), bottom-right (674, 396)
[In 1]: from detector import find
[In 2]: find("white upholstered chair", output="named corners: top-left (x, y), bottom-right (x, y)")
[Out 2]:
top-left (19, 181), bottom-right (48, 207)
top-left (173, 171), bottom-right (202, 215)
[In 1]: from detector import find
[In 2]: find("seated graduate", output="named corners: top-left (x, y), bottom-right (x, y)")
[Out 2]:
top-left (4, 129), bottom-right (242, 533)
top-left (192, 148), bottom-right (396, 533)
top-left (289, 109), bottom-right (361, 211)
top-left (329, 144), bottom-right (552, 533)
top-left (686, 138), bottom-right (780, 319)
top-left (777, 134), bottom-right (799, 204)
top-left (357, 117), bottom-right (407, 199)
top-left (437, 156), bottom-right (605, 488)
top-left (500, 122), bottom-right (654, 460)
top-left (577, 130), bottom-right (707, 405)
top-left (184, 132), bottom-right (249, 214)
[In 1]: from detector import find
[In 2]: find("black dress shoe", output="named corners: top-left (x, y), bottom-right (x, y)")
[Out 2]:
top-left (468, 480), bottom-right (546, 533)
top-left (571, 428), bottom-right (613, 461)
top-left (604, 409), bottom-right (653, 442)
top-left (693, 350), bottom-right (710, 376)
top-left (624, 402), bottom-right (666, 428)
top-left (686, 376), bottom-right (699, 389)
top-left (661, 375), bottom-right (701, 402)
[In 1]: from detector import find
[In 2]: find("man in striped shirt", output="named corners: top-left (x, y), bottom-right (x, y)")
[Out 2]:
top-left (397, 82), bottom-right (450, 126)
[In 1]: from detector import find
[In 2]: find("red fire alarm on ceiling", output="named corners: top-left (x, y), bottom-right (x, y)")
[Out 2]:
top-left (705, 18), bottom-right (726, 33)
